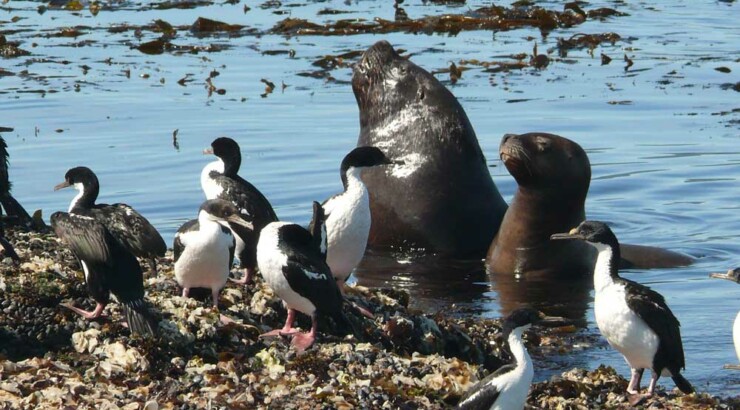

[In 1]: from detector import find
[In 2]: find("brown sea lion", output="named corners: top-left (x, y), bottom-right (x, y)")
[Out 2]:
top-left (486, 132), bottom-right (693, 276)
top-left (352, 40), bottom-right (508, 257)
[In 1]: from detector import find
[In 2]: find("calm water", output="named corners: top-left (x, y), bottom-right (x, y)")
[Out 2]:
top-left (2, 0), bottom-right (739, 396)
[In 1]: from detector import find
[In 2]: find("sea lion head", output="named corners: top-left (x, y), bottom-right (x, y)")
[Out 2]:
top-left (499, 132), bottom-right (590, 197)
top-left (352, 41), bottom-right (441, 129)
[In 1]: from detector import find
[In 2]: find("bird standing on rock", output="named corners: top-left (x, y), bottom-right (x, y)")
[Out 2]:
top-left (257, 201), bottom-right (350, 353)
top-left (321, 146), bottom-right (394, 293)
top-left (53, 166), bottom-right (166, 275)
top-left (457, 307), bottom-right (560, 410)
top-left (551, 221), bottom-right (693, 397)
top-left (201, 137), bottom-right (278, 285)
top-left (0, 136), bottom-right (34, 228)
top-left (709, 268), bottom-right (740, 370)
top-left (52, 167), bottom-right (162, 336)
top-left (173, 199), bottom-right (253, 310)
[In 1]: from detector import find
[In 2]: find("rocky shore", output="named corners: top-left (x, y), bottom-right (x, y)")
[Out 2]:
top-left (0, 227), bottom-right (738, 409)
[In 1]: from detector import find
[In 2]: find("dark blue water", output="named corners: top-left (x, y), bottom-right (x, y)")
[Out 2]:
top-left (1, 0), bottom-right (738, 395)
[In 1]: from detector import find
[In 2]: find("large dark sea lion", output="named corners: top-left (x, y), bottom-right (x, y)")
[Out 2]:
top-left (486, 132), bottom-right (693, 276)
top-left (352, 41), bottom-right (507, 257)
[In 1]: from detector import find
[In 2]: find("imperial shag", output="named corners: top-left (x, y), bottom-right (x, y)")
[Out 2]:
top-left (50, 215), bottom-right (158, 336)
top-left (173, 199), bottom-right (252, 309)
top-left (201, 137), bottom-right (278, 285)
top-left (551, 221), bottom-right (693, 396)
top-left (0, 136), bottom-right (33, 228)
top-left (321, 146), bottom-right (393, 292)
top-left (54, 167), bottom-right (166, 275)
top-left (709, 268), bottom-right (740, 370)
top-left (457, 307), bottom-right (562, 410)
top-left (257, 201), bottom-right (349, 353)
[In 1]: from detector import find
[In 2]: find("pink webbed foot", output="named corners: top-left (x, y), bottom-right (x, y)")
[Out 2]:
top-left (291, 331), bottom-right (316, 353)
top-left (60, 302), bottom-right (106, 319)
top-left (229, 268), bottom-right (253, 285)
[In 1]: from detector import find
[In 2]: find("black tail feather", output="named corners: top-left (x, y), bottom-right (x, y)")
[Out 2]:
top-left (672, 373), bottom-right (694, 394)
top-left (0, 194), bottom-right (33, 227)
top-left (122, 299), bottom-right (158, 337)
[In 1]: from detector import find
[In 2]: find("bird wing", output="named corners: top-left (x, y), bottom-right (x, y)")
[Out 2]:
top-left (214, 174), bottom-right (278, 225)
top-left (622, 278), bottom-right (686, 370)
top-left (281, 251), bottom-right (342, 314)
top-left (51, 211), bottom-right (112, 266)
top-left (93, 203), bottom-right (166, 258)
top-left (51, 211), bottom-right (145, 304)
top-left (457, 364), bottom-right (516, 409)
top-left (173, 219), bottom-right (198, 262)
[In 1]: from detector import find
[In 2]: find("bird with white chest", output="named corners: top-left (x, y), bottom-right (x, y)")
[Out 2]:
top-left (457, 307), bottom-right (560, 410)
top-left (257, 201), bottom-right (350, 353)
top-left (322, 146), bottom-right (393, 292)
top-left (551, 221), bottom-right (693, 397)
top-left (173, 199), bottom-right (253, 308)
top-left (201, 137), bottom-right (278, 285)
top-left (709, 267), bottom-right (740, 370)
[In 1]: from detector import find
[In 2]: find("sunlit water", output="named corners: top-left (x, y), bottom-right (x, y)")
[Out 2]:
top-left (2, 0), bottom-right (738, 396)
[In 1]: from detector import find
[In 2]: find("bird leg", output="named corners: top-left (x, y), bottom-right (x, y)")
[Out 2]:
top-left (61, 302), bottom-right (106, 319)
top-left (291, 315), bottom-right (317, 354)
top-left (229, 268), bottom-right (253, 285)
top-left (211, 288), bottom-right (220, 308)
top-left (146, 258), bottom-right (158, 276)
top-left (627, 368), bottom-right (644, 394)
top-left (339, 280), bottom-right (374, 319)
top-left (181, 288), bottom-right (190, 298)
top-left (645, 370), bottom-right (660, 396)
top-left (260, 308), bottom-right (300, 337)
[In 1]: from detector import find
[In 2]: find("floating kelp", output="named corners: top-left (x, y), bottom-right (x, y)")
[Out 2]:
top-left (190, 17), bottom-right (245, 34)
top-left (0, 35), bottom-right (30, 58)
top-left (556, 32), bottom-right (621, 57)
top-left (271, 3), bottom-right (626, 37)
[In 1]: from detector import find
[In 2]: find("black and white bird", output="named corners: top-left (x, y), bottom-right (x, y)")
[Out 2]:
top-left (457, 307), bottom-right (555, 410)
top-left (257, 201), bottom-right (349, 353)
top-left (322, 146), bottom-right (393, 292)
top-left (54, 167), bottom-right (166, 275)
top-left (0, 136), bottom-right (33, 227)
top-left (201, 137), bottom-right (278, 285)
top-left (551, 221), bottom-right (693, 396)
top-left (173, 199), bottom-right (253, 308)
top-left (50, 213), bottom-right (158, 336)
top-left (709, 268), bottom-right (740, 370)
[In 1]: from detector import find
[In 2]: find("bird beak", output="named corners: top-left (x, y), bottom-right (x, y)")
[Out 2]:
top-left (203, 147), bottom-right (214, 155)
top-left (550, 227), bottom-right (581, 241)
top-left (54, 181), bottom-right (71, 191)
top-left (709, 270), bottom-right (740, 283)
top-left (226, 214), bottom-right (253, 230)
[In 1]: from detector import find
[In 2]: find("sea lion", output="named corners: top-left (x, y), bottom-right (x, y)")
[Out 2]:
top-left (352, 40), bottom-right (507, 257)
top-left (486, 132), bottom-right (693, 276)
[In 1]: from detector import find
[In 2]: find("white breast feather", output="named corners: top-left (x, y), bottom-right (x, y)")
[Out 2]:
top-left (201, 159), bottom-right (225, 199)
top-left (733, 311), bottom-right (740, 364)
top-left (324, 168), bottom-right (371, 282)
top-left (174, 220), bottom-right (232, 291)
top-left (592, 244), bottom-right (660, 372)
top-left (257, 222), bottom-right (318, 316)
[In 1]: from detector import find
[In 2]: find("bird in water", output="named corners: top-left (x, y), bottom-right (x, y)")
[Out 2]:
top-left (257, 201), bottom-right (350, 353)
top-left (709, 268), bottom-right (740, 370)
top-left (0, 136), bottom-right (34, 228)
top-left (551, 221), bottom-right (693, 397)
top-left (54, 167), bottom-right (166, 275)
top-left (173, 199), bottom-right (252, 310)
top-left (51, 169), bottom-right (163, 335)
top-left (321, 146), bottom-right (393, 294)
top-left (457, 307), bottom-right (561, 410)
top-left (201, 137), bottom-right (278, 285)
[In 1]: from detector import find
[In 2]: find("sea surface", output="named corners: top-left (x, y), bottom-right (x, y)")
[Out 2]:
top-left (1, 0), bottom-right (738, 396)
